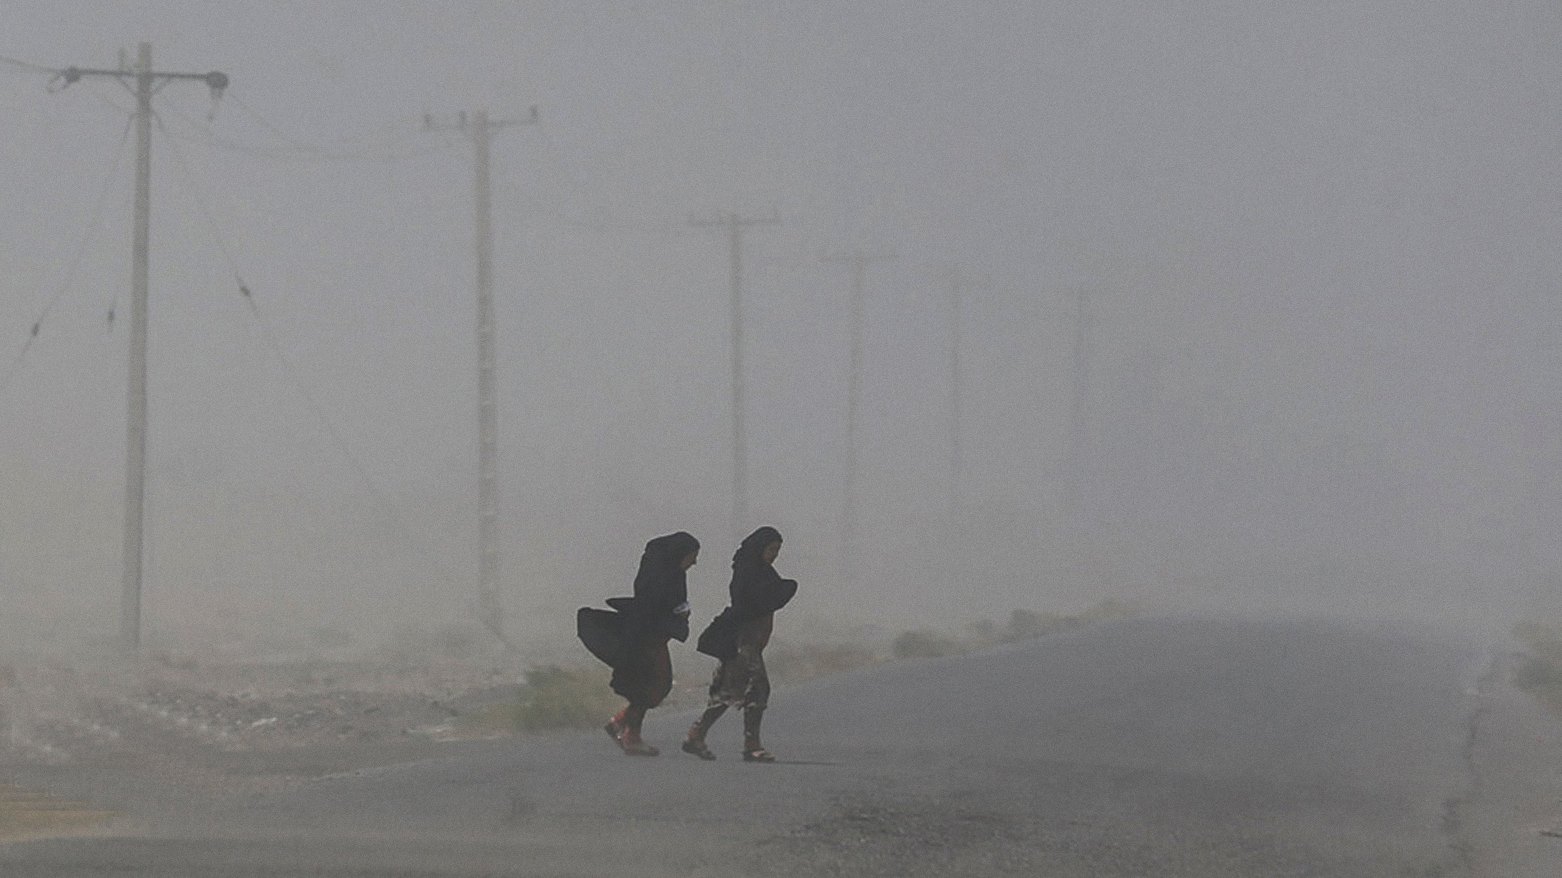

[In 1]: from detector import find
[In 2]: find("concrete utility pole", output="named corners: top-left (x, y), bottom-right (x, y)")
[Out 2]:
top-left (945, 268), bottom-right (990, 519)
top-left (690, 209), bottom-right (779, 543)
top-left (822, 248), bottom-right (895, 588)
top-left (425, 108), bottom-right (537, 648)
top-left (54, 43), bottom-right (228, 653)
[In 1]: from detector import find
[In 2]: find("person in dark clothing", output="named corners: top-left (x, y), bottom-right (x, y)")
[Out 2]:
top-left (684, 526), bottom-right (796, 762)
top-left (582, 531), bottom-right (699, 756)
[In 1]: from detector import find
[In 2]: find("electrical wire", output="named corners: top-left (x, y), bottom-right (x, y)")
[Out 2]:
top-left (227, 91), bottom-right (415, 154)
top-left (153, 111), bottom-right (248, 279)
top-left (170, 90), bottom-right (691, 235)
top-left (159, 91), bottom-right (449, 164)
top-left (162, 116), bottom-right (456, 164)
top-left (156, 113), bottom-right (430, 549)
top-left (0, 111), bottom-right (134, 398)
top-left (0, 52), bottom-right (55, 74)
top-left (525, 120), bottom-right (693, 239)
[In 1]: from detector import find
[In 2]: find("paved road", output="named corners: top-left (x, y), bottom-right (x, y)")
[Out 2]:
top-left (2, 615), bottom-right (1559, 876)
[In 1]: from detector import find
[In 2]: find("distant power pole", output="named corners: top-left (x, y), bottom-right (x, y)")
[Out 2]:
top-left (53, 43), bottom-right (229, 653)
top-left (945, 268), bottom-right (990, 519)
top-left (690, 209), bottom-right (779, 543)
top-left (425, 107), bottom-right (537, 647)
top-left (822, 248), bottom-right (895, 588)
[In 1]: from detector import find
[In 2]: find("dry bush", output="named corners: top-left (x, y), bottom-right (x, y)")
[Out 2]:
top-left (891, 629), bottom-right (967, 660)
top-left (509, 665), bottom-right (621, 732)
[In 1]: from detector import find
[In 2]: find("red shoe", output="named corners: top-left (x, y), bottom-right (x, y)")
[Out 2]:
top-left (619, 728), bottom-right (659, 757)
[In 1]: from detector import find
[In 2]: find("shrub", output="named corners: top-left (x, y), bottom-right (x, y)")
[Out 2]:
top-left (1077, 597), bottom-right (1136, 623)
top-left (1004, 609), bottom-right (1072, 641)
top-left (892, 629), bottom-right (966, 660)
top-left (510, 665), bottom-right (621, 732)
top-left (1514, 654), bottom-right (1562, 690)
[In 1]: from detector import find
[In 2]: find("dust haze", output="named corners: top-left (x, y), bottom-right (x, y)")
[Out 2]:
top-left (3, 1), bottom-right (1560, 663)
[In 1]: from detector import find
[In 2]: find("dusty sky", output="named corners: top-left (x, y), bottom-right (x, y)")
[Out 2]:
top-left (2, 1), bottom-right (1560, 653)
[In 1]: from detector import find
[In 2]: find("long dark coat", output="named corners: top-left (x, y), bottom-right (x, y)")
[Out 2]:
top-left (696, 527), bottom-right (797, 661)
top-left (577, 532), bottom-right (699, 706)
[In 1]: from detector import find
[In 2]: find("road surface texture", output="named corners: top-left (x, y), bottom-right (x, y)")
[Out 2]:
top-left (1, 615), bottom-right (1558, 876)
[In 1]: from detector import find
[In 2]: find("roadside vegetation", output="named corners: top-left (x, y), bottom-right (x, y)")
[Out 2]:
top-left (1513, 621), bottom-right (1562, 718)
top-left (892, 598), bottom-right (1138, 660)
top-left (0, 784), bottom-right (117, 842)
top-left (480, 598), bottom-right (1140, 734)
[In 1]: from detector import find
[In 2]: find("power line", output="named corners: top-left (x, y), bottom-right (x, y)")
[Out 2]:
top-left (169, 95), bottom-right (687, 234)
top-left (526, 121), bottom-right (686, 238)
top-left (161, 118), bottom-right (453, 164)
top-left (158, 93), bottom-right (444, 164)
top-left (0, 112), bottom-right (135, 398)
top-left (153, 111), bottom-right (247, 277)
top-left (226, 91), bottom-right (412, 155)
top-left (155, 111), bottom-right (428, 550)
top-left (0, 52), bottom-right (54, 74)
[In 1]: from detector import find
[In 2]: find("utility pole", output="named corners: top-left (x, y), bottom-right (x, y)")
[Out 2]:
top-left (690, 209), bottom-right (779, 544)
top-left (945, 267), bottom-right (990, 520)
top-left (822, 248), bottom-right (895, 588)
top-left (53, 43), bottom-right (228, 652)
top-left (424, 108), bottom-right (537, 648)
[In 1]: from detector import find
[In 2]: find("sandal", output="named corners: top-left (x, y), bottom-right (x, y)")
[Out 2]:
top-left (619, 729), bottom-right (659, 756)
top-left (681, 739), bottom-right (717, 760)
top-left (742, 748), bottom-right (777, 763)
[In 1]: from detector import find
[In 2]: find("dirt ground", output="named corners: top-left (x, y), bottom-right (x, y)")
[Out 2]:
top-left (0, 640), bottom-right (552, 826)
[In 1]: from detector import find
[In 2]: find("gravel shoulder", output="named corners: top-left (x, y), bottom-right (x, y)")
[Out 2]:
top-left (1, 615), bottom-right (1559, 877)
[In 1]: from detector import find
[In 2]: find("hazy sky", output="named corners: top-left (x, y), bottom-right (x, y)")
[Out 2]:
top-left (3, 1), bottom-right (1560, 652)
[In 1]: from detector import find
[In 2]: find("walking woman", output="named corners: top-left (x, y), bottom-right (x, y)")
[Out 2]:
top-left (577, 531), bottom-right (699, 756)
top-left (684, 526), bottom-right (796, 762)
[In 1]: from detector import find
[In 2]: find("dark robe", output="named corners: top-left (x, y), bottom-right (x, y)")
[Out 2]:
top-left (577, 531), bottom-right (699, 707)
top-left (696, 527), bottom-right (796, 661)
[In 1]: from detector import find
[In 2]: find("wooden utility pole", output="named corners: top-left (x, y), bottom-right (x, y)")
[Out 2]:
top-left (425, 107), bottom-right (536, 648)
top-left (54, 43), bottom-right (228, 652)
top-left (690, 209), bottom-right (779, 544)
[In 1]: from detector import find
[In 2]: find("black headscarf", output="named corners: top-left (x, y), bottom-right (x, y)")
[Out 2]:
top-left (695, 526), bottom-right (796, 659)
top-left (626, 531), bottom-right (699, 640)
top-left (579, 531), bottom-right (701, 666)
top-left (638, 532), bottom-right (700, 581)
top-left (732, 526), bottom-right (783, 567)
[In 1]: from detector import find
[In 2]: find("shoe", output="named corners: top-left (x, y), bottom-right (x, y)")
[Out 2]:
top-left (742, 748), bottom-right (776, 763)
top-left (604, 718), bottom-right (623, 743)
top-left (681, 738), bottom-right (716, 760)
top-left (619, 728), bottom-right (659, 757)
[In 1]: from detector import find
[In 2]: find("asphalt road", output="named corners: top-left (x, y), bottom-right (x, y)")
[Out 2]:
top-left (3, 615), bottom-right (1559, 876)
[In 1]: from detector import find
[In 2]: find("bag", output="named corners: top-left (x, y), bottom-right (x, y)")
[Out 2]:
top-left (695, 608), bottom-right (740, 660)
top-left (577, 607), bottom-right (628, 668)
